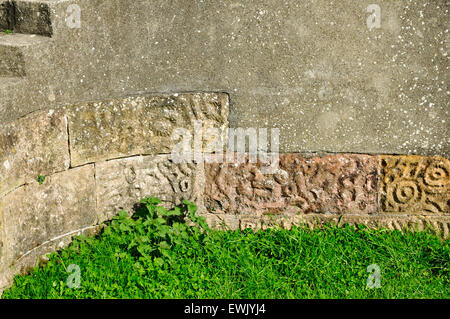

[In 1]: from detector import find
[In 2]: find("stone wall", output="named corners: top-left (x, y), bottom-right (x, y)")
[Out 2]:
top-left (0, 92), bottom-right (228, 290)
top-left (0, 92), bottom-right (449, 292)
top-left (0, 0), bottom-right (449, 293)
top-left (204, 153), bottom-right (449, 232)
top-left (0, 0), bottom-right (448, 157)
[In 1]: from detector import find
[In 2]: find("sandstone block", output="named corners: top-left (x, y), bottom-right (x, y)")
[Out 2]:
top-left (0, 108), bottom-right (70, 197)
top-left (379, 155), bottom-right (449, 215)
top-left (95, 155), bottom-right (205, 223)
top-left (296, 215), bottom-right (449, 236)
top-left (0, 225), bottom-right (98, 293)
top-left (0, 165), bottom-right (96, 267)
top-left (205, 153), bottom-right (378, 216)
top-left (204, 213), bottom-right (240, 231)
top-left (234, 213), bottom-right (449, 238)
top-left (68, 93), bottom-right (229, 167)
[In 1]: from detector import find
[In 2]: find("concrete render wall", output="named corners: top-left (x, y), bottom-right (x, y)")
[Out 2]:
top-left (0, 93), bottom-right (449, 291)
top-left (0, 0), bottom-right (448, 156)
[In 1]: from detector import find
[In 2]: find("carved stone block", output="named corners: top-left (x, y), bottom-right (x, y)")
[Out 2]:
top-left (0, 225), bottom-right (98, 292)
top-left (205, 153), bottom-right (378, 216)
top-left (95, 155), bottom-right (205, 223)
top-left (379, 155), bottom-right (449, 215)
top-left (224, 213), bottom-right (449, 238)
top-left (68, 93), bottom-right (229, 167)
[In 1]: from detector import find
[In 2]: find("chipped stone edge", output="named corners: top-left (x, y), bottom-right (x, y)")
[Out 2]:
top-left (0, 225), bottom-right (100, 296)
top-left (205, 213), bottom-right (450, 239)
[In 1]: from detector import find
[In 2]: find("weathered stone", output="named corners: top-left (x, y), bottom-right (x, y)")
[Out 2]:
top-left (200, 211), bottom-right (450, 238)
top-left (13, 1), bottom-right (53, 36)
top-left (0, 33), bottom-right (51, 78)
top-left (0, 165), bottom-right (96, 267)
top-left (0, 1), bottom-right (13, 31)
top-left (379, 155), bottom-right (449, 215)
top-left (0, 225), bottom-right (98, 294)
top-left (232, 214), bottom-right (450, 238)
top-left (68, 93), bottom-right (229, 167)
top-left (205, 153), bottom-right (378, 216)
top-left (0, 1), bottom-right (52, 36)
top-left (300, 215), bottom-right (450, 238)
top-left (0, 108), bottom-right (70, 197)
top-left (0, 39), bottom-right (26, 77)
top-left (95, 155), bottom-right (205, 223)
top-left (204, 213), bottom-right (240, 231)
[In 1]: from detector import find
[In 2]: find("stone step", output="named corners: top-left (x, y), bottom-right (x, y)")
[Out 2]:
top-left (0, 0), bottom-right (53, 37)
top-left (0, 32), bottom-right (50, 76)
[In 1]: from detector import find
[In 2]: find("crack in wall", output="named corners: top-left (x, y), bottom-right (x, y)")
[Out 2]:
top-left (65, 114), bottom-right (72, 168)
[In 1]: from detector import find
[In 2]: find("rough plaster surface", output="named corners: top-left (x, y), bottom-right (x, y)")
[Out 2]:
top-left (0, 32), bottom-right (52, 77)
top-left (0, 108), bottom-right (69, 197)
top-left (0, 0), bottom-right (448, 157)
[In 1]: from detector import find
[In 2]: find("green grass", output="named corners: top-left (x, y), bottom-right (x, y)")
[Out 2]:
top-left (2, 198), bottom-right (449, 299)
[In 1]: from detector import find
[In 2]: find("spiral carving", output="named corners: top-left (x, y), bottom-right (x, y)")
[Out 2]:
top-left (389, 181), bottom-right (420, 206)
top-left (424, 161), bottom-right (449, 188)
top-left (380, 155), bottom-right (449, 214)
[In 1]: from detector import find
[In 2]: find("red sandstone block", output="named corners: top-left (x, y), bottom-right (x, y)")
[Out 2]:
top-left (204, 153), bottom-right (378, 216)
